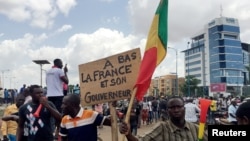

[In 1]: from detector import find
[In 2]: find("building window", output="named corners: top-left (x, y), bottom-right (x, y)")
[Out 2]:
top-left (219, 55), bottom-right (225, 60)
top-left (185, 54), bottom-right (201, 60)
top-left (219, 47), bottom-right (225, 53)
top-left (225, 47), bottom-right (242, 54)
top-left (224, 34), bottom-right (237, 39)
top-left (224, 40), bottom-right (241, 46)
top-left (220, 62), bottom-right (226, 68)
top-left (225, 70), bottom-right (239, 76)
top-left (226, 62), bottom-right (243, 69)
top-left (226, 18), bottom-right (235, 24)
top-left (221, 77), bottom-right (226, 82)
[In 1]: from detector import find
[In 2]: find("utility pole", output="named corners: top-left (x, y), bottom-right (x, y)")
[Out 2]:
top-left (187, 42), bottom-right (191, 97)
top-left (1, 69), bottom-right (10, 88)
top-left (168, 47), bottom-right (178, 95)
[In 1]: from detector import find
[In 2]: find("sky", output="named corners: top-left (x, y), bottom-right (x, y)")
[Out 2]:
top-left (0, 0), bottom-right (250, 90)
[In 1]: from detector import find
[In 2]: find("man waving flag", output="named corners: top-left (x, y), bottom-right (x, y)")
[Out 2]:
top-left (135, 0), bottom-right (168, 101)
top-left (121, 1), bottom-right (169, 140)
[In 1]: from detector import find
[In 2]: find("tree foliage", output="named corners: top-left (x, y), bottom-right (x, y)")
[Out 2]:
top-left (179, 75), bottom-right (201, 97)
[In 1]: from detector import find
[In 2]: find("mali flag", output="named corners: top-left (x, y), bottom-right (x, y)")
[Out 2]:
top-left (198, 98), bottom-right (211, 141)
top-left (135, 0), bottom-right (168, 101)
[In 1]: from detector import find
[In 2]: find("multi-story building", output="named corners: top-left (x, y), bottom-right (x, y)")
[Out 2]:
top-left (183, 16), bottom-right (250, 97)
top-left (148, 74), bottom-right (185, 97)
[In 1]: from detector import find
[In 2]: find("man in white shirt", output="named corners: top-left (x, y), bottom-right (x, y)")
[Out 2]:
top-left (46, 58), bottom-right (68, 113)
top-left (228, 99), bottom-right (238, 125)
top-left (142, 98), bottom-right (149, 125)
top-left (221, 97), bottom-right (227, 111)
top-left (46, 58), bottom-right (68, 139)
top-left (184, 98), bottom-right (200, 123)
top-left (147, 100), bottom-right (153, 124)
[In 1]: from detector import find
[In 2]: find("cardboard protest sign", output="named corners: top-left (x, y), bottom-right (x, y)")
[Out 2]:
top-left (79, 48), bottom-right (141, 106)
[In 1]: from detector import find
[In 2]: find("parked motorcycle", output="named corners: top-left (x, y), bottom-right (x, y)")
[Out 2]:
top-left (215, 117), bottom-right (233, 125)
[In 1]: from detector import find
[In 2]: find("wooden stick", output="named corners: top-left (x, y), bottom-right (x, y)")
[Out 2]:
top-left (109, 102), bottom-right (118, 141)
top-left (120, 87), bottom-right (138, 141)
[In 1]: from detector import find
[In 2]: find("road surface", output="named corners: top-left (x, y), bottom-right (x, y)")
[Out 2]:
top-left (99, 121), bottom-right (158, 141)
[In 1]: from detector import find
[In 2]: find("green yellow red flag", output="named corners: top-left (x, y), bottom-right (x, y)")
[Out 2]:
top-left (198, 98), bottom-right (211, 141)
top-left (135, 0), bottom-right (168, 101)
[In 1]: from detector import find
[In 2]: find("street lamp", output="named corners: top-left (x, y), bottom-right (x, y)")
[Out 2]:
top-left (187, 42), bottom-right (191, 97)
top-left (1, 69), bottom-right (10, 88)
top-left (168, 47), bottom-right (178, 95)
top-left (33, 60), bottom-right (50, 87)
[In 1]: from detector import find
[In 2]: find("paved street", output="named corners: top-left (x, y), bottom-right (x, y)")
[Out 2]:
top-left (99, 121), bottom-right (158, 141)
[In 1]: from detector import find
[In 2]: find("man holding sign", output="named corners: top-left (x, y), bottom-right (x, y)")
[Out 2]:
top-left (78, 48), bottom-right (140, 141)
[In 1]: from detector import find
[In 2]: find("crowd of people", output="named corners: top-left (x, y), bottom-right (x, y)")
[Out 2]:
top-left (0, 88), bottom-right (18, 106)
top-left (0, 58), bottom-right (111, 141)
top-left (0, 58), bottom-right (250, 141)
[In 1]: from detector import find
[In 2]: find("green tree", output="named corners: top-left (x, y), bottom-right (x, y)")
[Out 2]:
top-left (68, 84), bottom-right (74, 94)
top-left (180, 75), bottom-right (201, 97)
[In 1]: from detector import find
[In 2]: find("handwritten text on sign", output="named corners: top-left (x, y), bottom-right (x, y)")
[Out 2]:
top-left (78, 48), bottom-right (141, 106)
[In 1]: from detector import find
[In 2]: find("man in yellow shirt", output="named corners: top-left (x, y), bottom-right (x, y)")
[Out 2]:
top-left (1, 94), bottom-right (25, 141)
top-left (208, 96), bottom-right (217, 124)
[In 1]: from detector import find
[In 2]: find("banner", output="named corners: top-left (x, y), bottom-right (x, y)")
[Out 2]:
top-left (78, 48), bottom-right (141, 106)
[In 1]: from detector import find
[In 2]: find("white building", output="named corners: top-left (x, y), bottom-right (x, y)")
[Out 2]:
top-left (183, 16), bottom-right (250, 97)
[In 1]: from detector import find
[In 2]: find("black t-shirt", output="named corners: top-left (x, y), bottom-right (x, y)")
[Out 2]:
top-left (152, 100), bottom-right (158, 110)
top-left (159, 99), bottom-right (167, 110)
top-left (123, 104), bottom-right (141, 126)
top-left (19, 101), bottom-right (57, 141)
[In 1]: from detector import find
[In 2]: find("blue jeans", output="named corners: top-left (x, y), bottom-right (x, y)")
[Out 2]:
top-left (8, 134), bottom-right (16, 141)
top-left (131, 124), bottom-right (138, 136)
top-left (148, 111), bottom-right (153, 123)
top-left (153, 110), bottom-right (158, 121)
top-left (209, 111), bottom-right (215, 124)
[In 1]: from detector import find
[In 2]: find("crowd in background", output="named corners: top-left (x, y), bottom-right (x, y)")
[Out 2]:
top-left (111, 93), bottom-right (250, 134)
top-left (1, 84), bottom-right (250, 141)
top-left (0, 88), bottom-right (18, 106)
top-left (0, 67), bottom-right (250, 141)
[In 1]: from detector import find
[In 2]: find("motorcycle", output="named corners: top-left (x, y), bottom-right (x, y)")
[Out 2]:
top-left (215, 117), bottom-right (233, 125)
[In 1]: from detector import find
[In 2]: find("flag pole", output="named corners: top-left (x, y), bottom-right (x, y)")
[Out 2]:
top-left (120, 1), bottom-right (168, 140)
top-left (120, 87), bottom-right (138, 141)
top-left (109, 102), bottom-right (119, 141)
